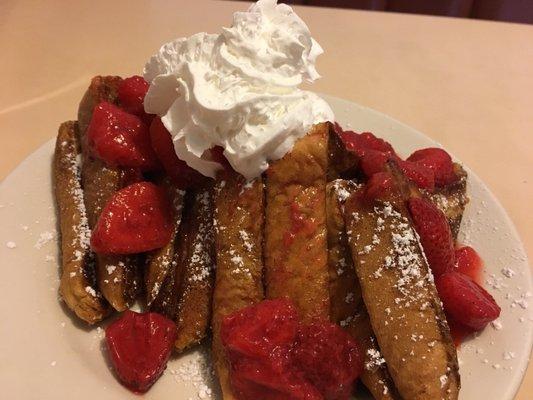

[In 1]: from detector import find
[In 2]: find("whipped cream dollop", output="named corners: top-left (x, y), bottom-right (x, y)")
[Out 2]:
top-left (143, 0), bottom-right (334, 180)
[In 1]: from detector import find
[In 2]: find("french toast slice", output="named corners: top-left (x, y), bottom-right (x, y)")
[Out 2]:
top-left (327, 122), bottom-right (359, 181)
top-left (77, 76), bottom-right (141, 311)
top-left (264, 123), bottom-right (330, 322)
top-left (145, 178), bottom-right (185, 309)
top-left (212, 171), bottom-right (265, 400)
top-left (54, 121), bottom-right (110, 324)
top-left (429, 163), bottom-right (468, 240)
top-left (174, 183), bottom-right (215, 352)
top-left (326, 180), bottom-right (400, 400)
top-left (344, 166), bottom-right (460, 400)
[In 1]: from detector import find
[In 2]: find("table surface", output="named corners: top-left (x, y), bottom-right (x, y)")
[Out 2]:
top-left (1, 0), bottom-right (532, 397)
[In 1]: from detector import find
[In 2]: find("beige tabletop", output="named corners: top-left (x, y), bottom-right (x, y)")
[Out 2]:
top-left (1, 0), bottom-right (532, 397)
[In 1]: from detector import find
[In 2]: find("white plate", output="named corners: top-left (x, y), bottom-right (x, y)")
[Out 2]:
top-left (0, 95), bottom-right (531, 400)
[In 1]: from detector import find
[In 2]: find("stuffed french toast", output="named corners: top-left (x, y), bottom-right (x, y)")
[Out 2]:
top-left (52, 1), bottom-right (502, 399)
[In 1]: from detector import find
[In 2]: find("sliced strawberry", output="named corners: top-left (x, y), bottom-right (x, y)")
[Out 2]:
top-left (294, 322), bottom-right (362, 400)
top-left (91, 182), bottom-right (173, 254)
top-left (117, 75), bottom-right (150, 116)
top-left (407, 148), bottom-right (458, 187)
top-left (436, 272), bottom-right (501, 330)
top-left (149, 117), bottom-right (202, 189)
top-left (398, 159), bottom-right (435, 191)
top-left (408, 197), bottom-right (455, 277)
top-left (221, 299), bottom-right (299, 359)
top-left (364, 172), bottom-right (396, 202)
top-left (455, 246), bottom-right (483, 283)
top-left (334, 123), bottom-right (396, 157)
top-left (359, 149), bottom-right (390, 177)
top-left (87, 101), bottom-right (159, 170)
top-left (105, 310), bottom-right (177, 393)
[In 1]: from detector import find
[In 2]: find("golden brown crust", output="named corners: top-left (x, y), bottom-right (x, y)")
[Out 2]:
top-left (327, 122), bottom-right (359, 181)
top-left (326, 180), bottom-right (400, 400)
top-left (174, 184), bottom-right (215, 352)
top-left (212, 171), bottom-right (265, 400)
top-left (264, 123), bottom-right (330, 322)
top-left (145, 179), bottom-right (186, 308)
top-left (54, 121), bottom-right (110, 324)
top-left (429, 163), bottom-right (468, 241)
top-left (344, 177), bottom-right (460, 399)
top-left (77, 75), bottom-right (141, 311)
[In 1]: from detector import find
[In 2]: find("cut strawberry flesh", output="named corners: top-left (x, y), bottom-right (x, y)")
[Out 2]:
top-left (455, 246), bottom-right (483, 283)
top-left (397, 159), bottom-right (435, 191)
top-left (294, 322), bottom-right (362, 400)
top-left (118, 75), bottom-right (150, 116)
top-left (149, 117), bottom-right (203, 189)
top-left (364, 172), bottom-right (396, 202)
top-left (408, 197), bottom-right (455, 277)
top-left (87, 101), bottom-right (159, 170)
top-left (91, 182), bottom-right (173, 254)
top-left (436, 271), bottom-right (501, 330)
top-left (334, 123), bottom-right (395, 157)
top-left (221, 299), bottom-right (362, 400)
top-left (105, 310), bottom-right (177, 393)
top-left (407, 148), bottom-right (458, 187)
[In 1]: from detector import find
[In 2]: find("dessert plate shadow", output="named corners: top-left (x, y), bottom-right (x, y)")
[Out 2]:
top-left (0, 95), bottom-right (530, 400)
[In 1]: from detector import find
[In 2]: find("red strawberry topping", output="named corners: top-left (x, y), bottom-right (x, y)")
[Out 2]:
top-left (149, 117), bottom-right (203, 189)
top-left (335, 123), bottom-right (395, 157)
top-left (87, 101), bottom-right (159, 170)
top-left (408, 197), bottom-right (455, 277)
top-left (221, 299), bottom-right (362, 400)
top-left (91, 182), bottom-right (173, 254)
top-left (455, 246), bottom-right (483, 283)
top-left (397, 159), bottom-right (435, 191)
top-left (407, 148), bottom-right (458, 187)
top-left (117, 75), bottom-right (150, 116)
top-left (294, 322), bottom-right (362, 400)
top-left (364, 172), bottom-right (396, 202)
top-left (105, 310), bottom-right (177, 393)
top-left (436, 272), bottom-right (501, 330)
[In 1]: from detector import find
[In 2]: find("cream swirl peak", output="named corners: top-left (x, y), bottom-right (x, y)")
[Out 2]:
top-left (143, 0), bottom-right (334, 179)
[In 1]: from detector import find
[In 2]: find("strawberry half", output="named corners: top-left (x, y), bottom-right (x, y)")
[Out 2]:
top-left (87, 101), bottom-right (159, 170)
top-left (117, 75), bottom-right (151, 118)
top-left (436, 272), bottom-right (501, 330)
top-left (106, 310), bottom-right (177, 393)
top-left (455, 246), bottom-right (483, 283)
top-left (149, 117), bottom-right (202, 189)
top-left (91, 182), bottom-right (173, 254)
top-left (407, 148), bottom-right (458, 187)
top-left (408, 197), bottom-right (455, 277)
top-left (397, 159), bottom-right (435, 192)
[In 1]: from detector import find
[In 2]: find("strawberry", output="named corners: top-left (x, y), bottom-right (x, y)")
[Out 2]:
top-left (408, 197), bottom-right (455, 277)
top-left (364, 172), bottom-right (397, 202)
top-left (87, 101), bottom-right (159, 170)
top-left (407, 148), bottom-right (458, 187)
top-left (294, 322), bottom-right (362, 400)
top-left (455, 246), bottom-right (483, 282)
top-left (105, 310), bottom-right (177, 393)
top-left (91, 182), bottom-right (173, 254)
top-left (436, 272), bottom-right (501, 330)
top-left (149, 117), bottom-right (202, 189)
top-left (359, 149), bottom-right (390, 177)
top-left (117, 75), bottom-right (150, 116)
top-left (398, 159), bottom-right (435, 191)
top-left (335, 123), bottom-right (396, 157)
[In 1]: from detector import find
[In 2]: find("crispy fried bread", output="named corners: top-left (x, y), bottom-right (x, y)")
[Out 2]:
top-left (326, 180), bottom-right (400, 400)
top-left (264, 123), bottom-right (330, 321)
top-left (145, 179), bottom-right (186, 309)
top-left (54, 121), bottom-right (110, 324)
top-left (77, 76), bottom-right (141, 311)
top-left (344, 169), bottom-right (460, 399)
top-left (174, 184), bottom-right (215, 352)
top-left (212, 171), bottom-right (265, 400)
top-left (429, 163), bottom-right (468, 240)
